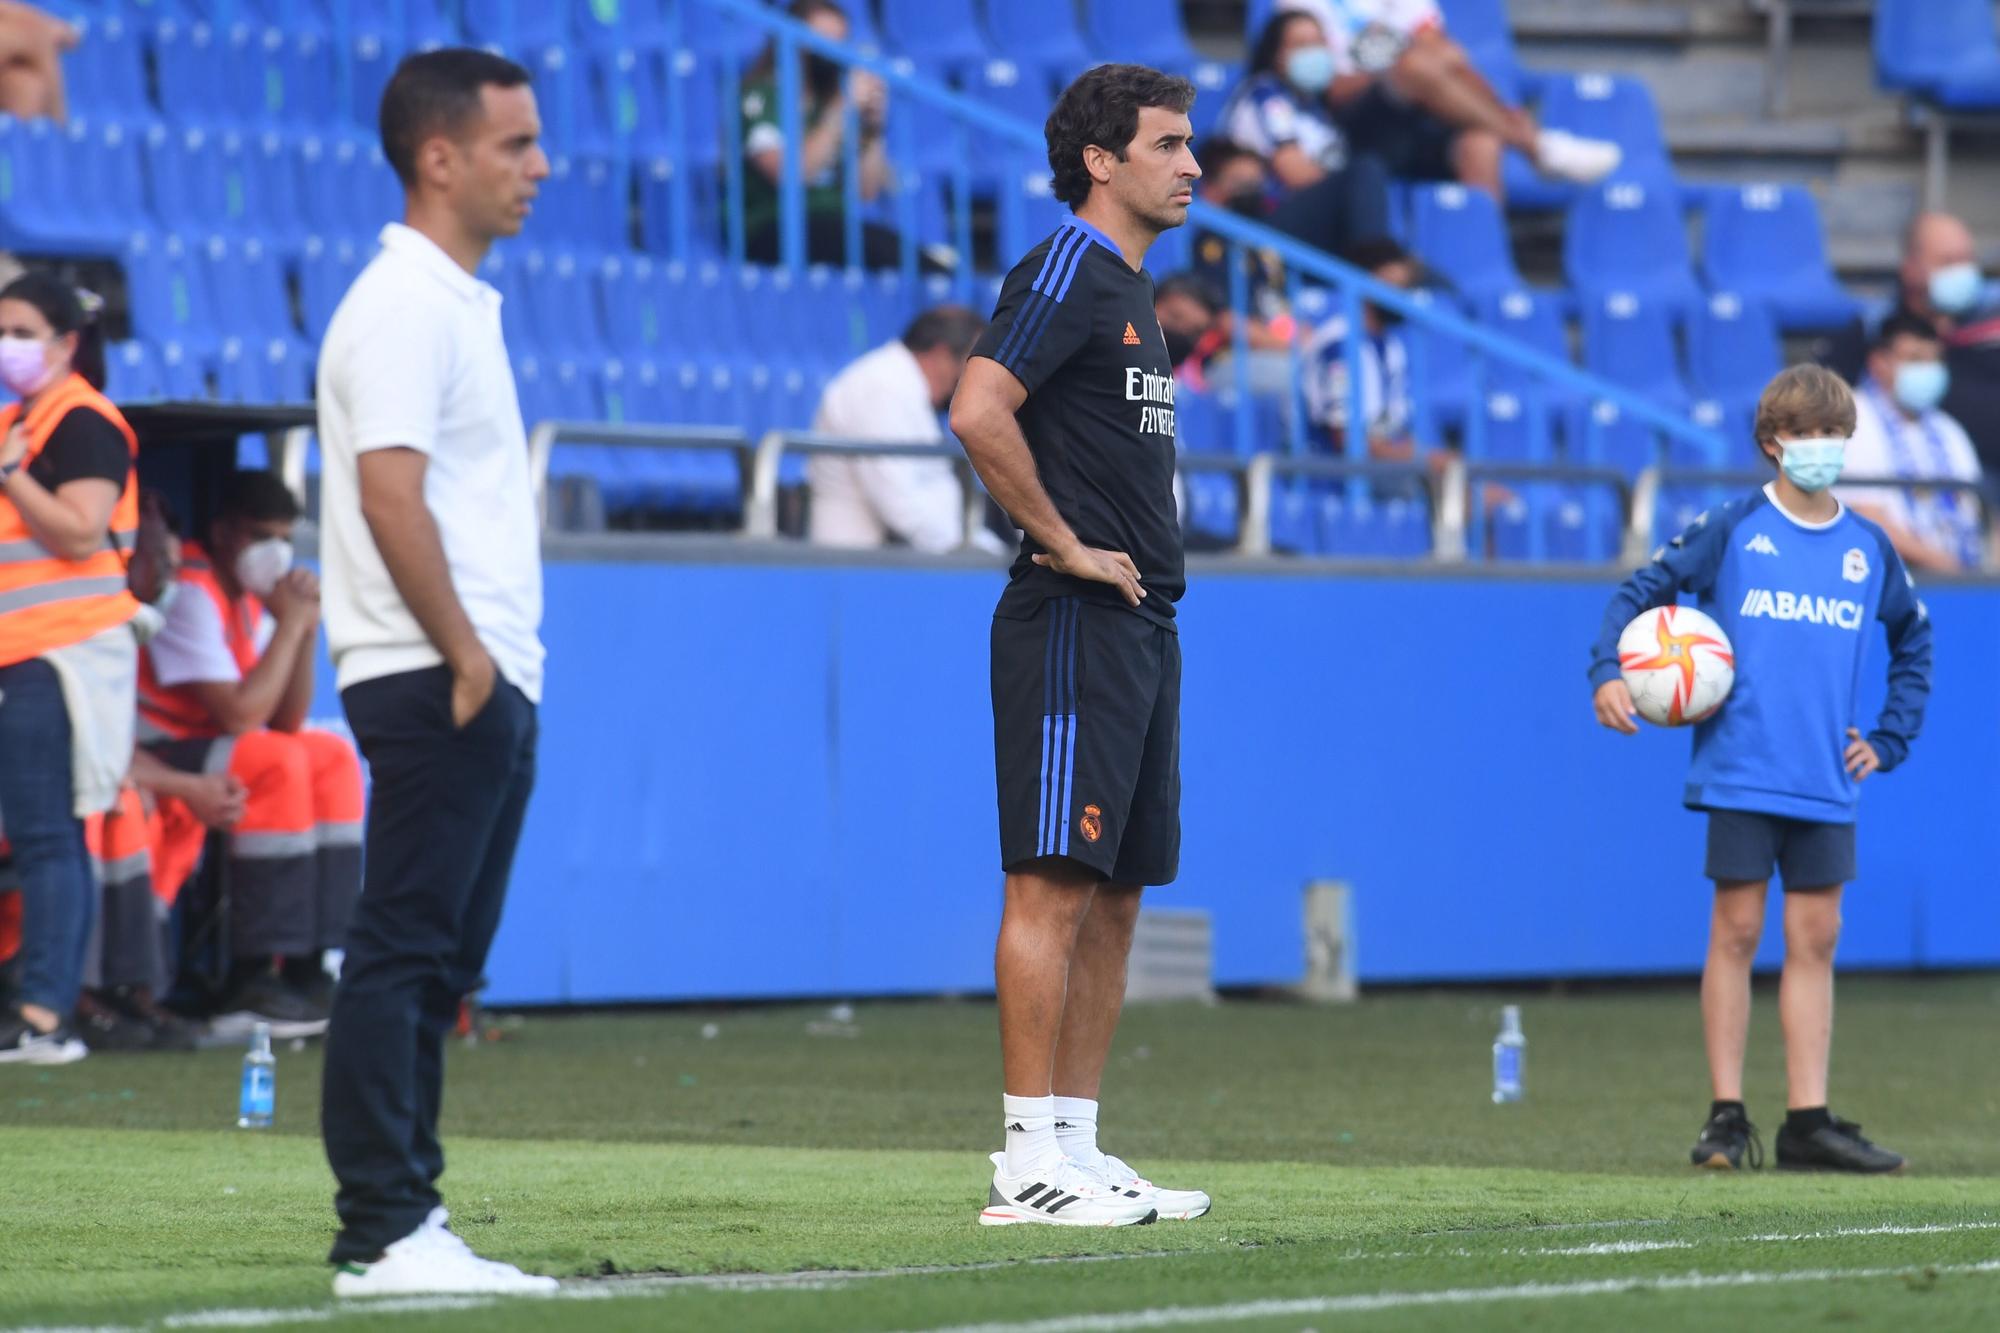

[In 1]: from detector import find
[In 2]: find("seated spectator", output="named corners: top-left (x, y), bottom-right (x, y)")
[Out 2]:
top-left (1213, 24), bottom-right (1393, 260)
top-left (1819, 212), bottom-right (2000, 490)
top-left (809, 305), bottom-right (1004, 554)
top-left (1303, 239), bottom-right (1419, 460)
top-left (1272, 1), bottom-right (1618, 196)
top-left (0, 1), bottom-right (75, 121)
top-left (1838, 313), bottom-right (1985, 573)
top-left (136, 471), bottom-right (362, 1038)
top-left (742, 0), bottom-right (940, 272)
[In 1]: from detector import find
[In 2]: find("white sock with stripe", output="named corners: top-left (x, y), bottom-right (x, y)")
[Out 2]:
top-left (1003, 1094), bottom-right (1061, 1177)
top-left (1053, 1096), bottom-right (1103, 1169)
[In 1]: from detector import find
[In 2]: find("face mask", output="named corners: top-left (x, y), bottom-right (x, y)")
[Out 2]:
top-left (1225, 186), bottom-right (1266, 218)
top-left (1928, 262), bottom-right (1982, 315)
top-left (0, 336), bottom-right (54, 397)
top-left (235, 537), bottom-right (293, 598)
top-left (1778, 437), bottom-right (1847, 493)
top-left (1894, 360), bottom-right (1950, 413)
top-left (1163, 328), bottom-right (1197, 367)
top-left (1283, 45), bottom-right (1336, 95)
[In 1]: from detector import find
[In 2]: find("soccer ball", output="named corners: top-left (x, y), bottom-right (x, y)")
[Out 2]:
top-left (1617, 605), bottom-right (1735, 727)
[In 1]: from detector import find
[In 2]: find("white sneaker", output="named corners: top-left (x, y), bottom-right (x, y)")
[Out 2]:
top-left (1534, 129), bottom-right (1622, 184)
top-left (1093, 1153), bottom-right (1211, 1221)
top-left (332, 1207), bottom-right (559, 1297)
top-left (980, 1153), bottom-right (1158, 1227)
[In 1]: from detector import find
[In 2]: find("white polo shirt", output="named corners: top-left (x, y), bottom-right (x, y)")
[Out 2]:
top-left (1838, 377), bottom-right (1985, 570)
top-left (315, 224), bottom-right (545, 702)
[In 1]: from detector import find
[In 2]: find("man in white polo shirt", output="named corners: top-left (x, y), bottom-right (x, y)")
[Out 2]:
top-left (313, 48), bottom-right (554, 1299)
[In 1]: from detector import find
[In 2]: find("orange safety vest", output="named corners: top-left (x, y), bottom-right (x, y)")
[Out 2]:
top-left (0, 372), bottom-right (140, 667)
top-left (137, 541), bottom-right (264, 742)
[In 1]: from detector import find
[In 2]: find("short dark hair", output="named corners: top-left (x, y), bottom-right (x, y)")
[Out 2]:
top-left (1874, 309), bottom-right (1942, 352)
top-left (1195, 138), bottom-right (1257, 180)
top-left (0, 272), bottom-right (106, 391)
top-left (379, 47), bottom-right (532, 187)
top-left (1341, 238), bottom-right (1415, 274)
top-left (216, 470), bottom-right (301, 528)
top-left (1155, 271), bottom-right (1222, 315)
top-left (902, 305), bottom-right (986, 359)
top-left (1045, 64), bottom-right (1196, 209)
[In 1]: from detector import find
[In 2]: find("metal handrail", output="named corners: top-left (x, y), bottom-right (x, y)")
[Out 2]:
top-left (690, 0), bottom-right (1724, 462)
top-left (526, 420), bottom-right (756, 531)
top-left (1629, 467), bottom-right (1998, 571)
top-left (746, 430), bottom-right (988, 544)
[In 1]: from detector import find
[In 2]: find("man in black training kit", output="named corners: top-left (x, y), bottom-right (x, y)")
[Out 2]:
top-left (951, 64), bottom-right (1212, 1228)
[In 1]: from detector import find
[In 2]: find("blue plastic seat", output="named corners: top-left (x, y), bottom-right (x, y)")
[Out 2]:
top-left (1475, 289), bottom-right (1584, 420)
top-left (294, 135), bottom-right (367, 243)
top-left (152, 339), bottom-right (208, 400)
top-left (215, 335), bottom-right (311, 404)
top-left (983, 0), bottom-right (1094, 90)
top-left (1875, 0), bottom-right (2000, 108)
top-left (521, 250), bottom-right (609, 358)
top-left (1503, 71), bottom-right (1674, 210)
top-left (537, 152), bottom-right (626, 252)
top-left (879, 0), bottom-right (994, 77)
top-left (61, 11), bottom-right (151, 121)
top-left (1438, 0), bottom-right (1527, 100)
top-left (461, 0), bottom-right (569, 50)
top-left (124, 231), bottom-right (217, 353)
top-left (202, 234), bottom-right (295, 343)
top-left (1085, 0), bottom-right (1199, 69)
top-left (1564, 180), bottom-right (1700, 317)
top-left (1269, 480), bottom-right (1316, 554)
top-left (299, 235), bottom-right (366, 342)
top-left (0, 117), bottom-right (86, 253)
top-left (597, 253), bottom-right (670, 361)
top-left (1568, 398), bottom-right (1665, 477)
top-left (1469, 389), bottom-right (1556, 463)
top-left (1581, 291), bottom-right (1689, 411)
top-left (65, 117), bottom-right (148, 252)
top-left (1684, 291), bottom-right (1781, 416)
top-left (1701, 184), bottom-right (1860, 331)
top-left (103, 341), bottom-right (166, 404)
top-left (1408, 184), bottom-right (1523, 304)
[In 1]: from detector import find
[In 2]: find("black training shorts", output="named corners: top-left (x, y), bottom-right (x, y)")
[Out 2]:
top-left (1705, 809), bottom-right (1856, 889)
top-left (991, 595), bottom-right (1181, 886)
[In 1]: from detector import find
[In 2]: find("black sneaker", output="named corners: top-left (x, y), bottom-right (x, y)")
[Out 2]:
top-left (1776, 1116), bottom-right (1906, 1173)
top-left (75, 991), bottom-right (162, 1053)
top-left (1690, 1107), bottom-right (1764, 1170)
top-left (208, 977), bottom-right (329, 1041)
top-left (103, 985), bottom-right (201, 1052)
top-left (0, 1009), bottom-right (87, 1065)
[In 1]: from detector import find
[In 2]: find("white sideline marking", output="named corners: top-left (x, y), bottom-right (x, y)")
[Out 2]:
top-left (913, 1260), bottom-right (2000, 1333)
top-left (11, 1220), bottom-right (1999, 1333)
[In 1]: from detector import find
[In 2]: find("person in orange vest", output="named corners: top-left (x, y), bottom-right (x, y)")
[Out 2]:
top-left (137, 470), bottom-right (363, 1038)
top-left (0, 271), bottom-right (140, 1065)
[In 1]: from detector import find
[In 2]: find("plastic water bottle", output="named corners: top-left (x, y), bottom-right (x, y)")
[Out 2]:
top-left (1491, 1005), bottom-right (1525, 1104)
top-left (237, 1022), bottom-right (275, 1129)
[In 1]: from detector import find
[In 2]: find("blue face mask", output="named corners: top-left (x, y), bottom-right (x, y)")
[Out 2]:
top-left (1928, 262), bottom-right (1982, 316)
top-left (1779, 437), bottom-right (1846, 493)
top-left (1283, 45), bottom-right (1336, 95)
top-left (1894, 360), bottom-right (1950, 414)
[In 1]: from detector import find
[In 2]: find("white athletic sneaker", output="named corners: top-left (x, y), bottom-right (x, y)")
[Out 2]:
top-left (332, 1207), bottom-right (559, 1297)
top-left (979, 1153), bottom-right (1158, 1227)
top-left (1534, 129), bottom-right (1622, 184)
top-left (1093, 1154), bottom-right (1211, 1221)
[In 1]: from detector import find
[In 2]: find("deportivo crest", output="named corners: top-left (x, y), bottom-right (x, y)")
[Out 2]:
top-left (1843, 547), bottom-right (1869, 583)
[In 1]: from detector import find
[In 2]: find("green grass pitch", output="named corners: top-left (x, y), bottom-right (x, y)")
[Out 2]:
top-left (2, 974), bottom-right (1997, 1331)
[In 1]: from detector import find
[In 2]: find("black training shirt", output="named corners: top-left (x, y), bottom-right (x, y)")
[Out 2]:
top-left (972, 214), bottom-right (1184, 628)
top-left (26, 406), bottom-right (131, 492)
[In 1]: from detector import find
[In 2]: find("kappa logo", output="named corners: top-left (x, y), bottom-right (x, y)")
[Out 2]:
top-left (1744, 532), bottom-right (1780, 556)
top-left (1843, 547), bottom-right (1870, 583)
top-left (1079, 804), bottom-right (1103, 843)
top-left (1121, 321), bottom-right (1142, 346)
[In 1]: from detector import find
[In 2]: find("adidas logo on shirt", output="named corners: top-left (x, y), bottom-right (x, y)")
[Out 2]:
top-left (1122, 322), bottom-right (1142, 345)
top-left (1744, 533), bottom-right (1780, 556)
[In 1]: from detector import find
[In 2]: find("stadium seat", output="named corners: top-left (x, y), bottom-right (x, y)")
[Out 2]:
top-left (61, 11), bottom-right (151, 122)
top-left (1504, 73), bottom-right (1674, 209)
top-left (1569, 397), bottom-right (1666, 477)
top-left (215, 335), bottom-right (311, 405)
top-left (597, 253), bottom-right (672, 361)
top-left (1684, 291), bottom-right (1781, 418)
top-left (1564, 180), bottom-right (1700, 317)
top-left (1268, 479), bottom-right (1316, 554)
top-left (1407, 184), bottom-right (1522, 304)
top-left (982, 0), bottom-right (1095, 91)
top-left (299, 235), bottom-right (366, 342)
top-left (1470, 389), bottom-right (1557, 463)
top-left (295, 135), bottom-right (369, 244)
top-left (1403, 289), bottom-right (1475, 434)
top-left (878, 0), bottom-right (994, 78)
top-left (1084, 0), bottom-right (1199, 69)
top-left (461, 0), bottom-right (570, 51)
top-left (1701, 184), bottom-right (1860, 331)
top-left (103, 341), bottom-right (166, 404)
top-left (1688, 397), bottom-right (1759, 471)
top-left (1475, 289), bottom-right (1582, 418)
top-left (1581, 291), bottom-right (1689, 411)
top-left (123, 231), bottom-right (218, 354)
top-left (151, 19), bottom-right (233, 126)
top-left (0, 117), bottom-right (89, 254)
top-left (201, 234), bottom-right (296, 345)
top-left (1438, 0), bottom-right (1528, 100)
top-left (1874, 0), bottom-right (2000, 109)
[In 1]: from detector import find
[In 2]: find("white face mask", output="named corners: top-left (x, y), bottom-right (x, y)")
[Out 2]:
top-left (235, 537), bottom-right (293, 598)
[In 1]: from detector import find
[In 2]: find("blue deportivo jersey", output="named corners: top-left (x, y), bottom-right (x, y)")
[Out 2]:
top-left (1589, 486), bottom-right (1934, 823)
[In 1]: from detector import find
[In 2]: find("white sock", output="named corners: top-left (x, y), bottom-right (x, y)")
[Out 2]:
top-left (1053, 1096), bottom-right (1102, 1168)
top-left (1002, 1094), bottom-right (1060, 1176)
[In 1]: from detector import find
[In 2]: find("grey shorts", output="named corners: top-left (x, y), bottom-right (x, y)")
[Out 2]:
top-left (1705, 809), bottom-right (1855, 889)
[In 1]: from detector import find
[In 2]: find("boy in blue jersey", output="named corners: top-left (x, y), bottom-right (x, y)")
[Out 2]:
top-left (1588, 366), bottom-right (1932, 1174)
